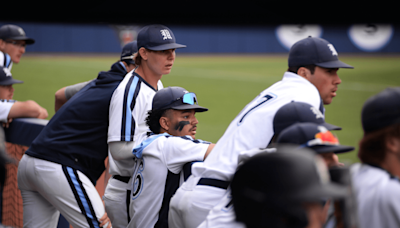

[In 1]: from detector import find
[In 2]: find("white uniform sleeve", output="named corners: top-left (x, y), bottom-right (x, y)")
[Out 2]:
top-left (0, 100), bottom-right (15, 122)
top-left (162, 137), bottom-right (209, 174)
top-left (109, 141), bottom-right (135, 160)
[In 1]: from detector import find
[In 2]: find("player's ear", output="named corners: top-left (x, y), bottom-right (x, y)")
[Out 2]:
top-left (386, 136), bottom-right (400, 155)
top-left (159, 116), bottom-right (170, 131)
top-left (0, 39), bottom-right (6, 49)
top-left (139, 47), bottom-right (148, 61)
top-left (297, 67), bottom-right (311, 79)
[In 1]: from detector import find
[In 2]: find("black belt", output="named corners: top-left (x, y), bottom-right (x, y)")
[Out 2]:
top-left (113, 175), bottom-right (130, 183)
top-left (197, 178), bottom-right (230, 189)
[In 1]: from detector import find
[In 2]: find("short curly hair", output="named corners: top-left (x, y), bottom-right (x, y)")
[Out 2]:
top-left (145, 109), bottom-right (168, 134)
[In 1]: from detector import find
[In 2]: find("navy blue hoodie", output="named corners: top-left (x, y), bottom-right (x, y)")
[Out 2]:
top-left (26, 62), bottom-right (127, 184)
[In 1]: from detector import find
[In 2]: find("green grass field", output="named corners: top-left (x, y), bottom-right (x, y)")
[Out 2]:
top-left (10, 53), bottom-right (400, 165)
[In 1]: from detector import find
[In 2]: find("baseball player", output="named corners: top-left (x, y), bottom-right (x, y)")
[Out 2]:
top-left (16, 40), bottom-right (138, 227)
top-left (0, 24), bottom-right (35, 69)
top-left (231, 146), bottom-right (349, 228)
top-left (126, 86), bottom-right (214, 228)
top-left (196, 101), bottom-right (343, 228)
top-left (350, 87), bottom-right (400, 228)
top-left (276, 122), bottom-right (354, 168)
top-left (169, 36), bottom-right (354, 228)
top-left (0, 67), bottom-right (48, 127)
top-left (276, 122), bottom-right (358, 228)
top-left (105, 24), bottom-right (186, 228)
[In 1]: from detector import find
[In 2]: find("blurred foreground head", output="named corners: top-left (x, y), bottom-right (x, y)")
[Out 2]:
top-left (231, 146), bottom-right (348, 228)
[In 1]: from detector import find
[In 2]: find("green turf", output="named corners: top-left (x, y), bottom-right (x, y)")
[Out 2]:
top-left (10, 53), bottom-right (400, 164)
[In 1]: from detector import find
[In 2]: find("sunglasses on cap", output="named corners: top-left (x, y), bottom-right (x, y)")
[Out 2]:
top-left (157, 92), bottom-right (198, 110)
top-left (181, 92), bottom-right (198, 105)
top-left (300, 131), bottom-right (340, 147)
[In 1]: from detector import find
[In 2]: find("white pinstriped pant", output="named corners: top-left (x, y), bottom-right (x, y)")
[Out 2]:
top-left (17, 154), bottom-right (109, 228)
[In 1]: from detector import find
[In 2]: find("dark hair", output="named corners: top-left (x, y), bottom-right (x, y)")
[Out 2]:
top-left (358, 124), bottom-right (400, 164)
top-left (287, 64), bottom-right (316, 75)
top-left (134, 50), bottom-right (143, 65)
top-left (134, 48), bottom-right (155, 66)
top-left (145, 109), bottom-right (168, 134)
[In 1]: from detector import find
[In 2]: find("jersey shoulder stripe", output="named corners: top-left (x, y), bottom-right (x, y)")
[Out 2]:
top-left (0, 52), bottom-right (12, 69)
top-left (179, 135), bottom-right (211, 144)
top-left (0, 99), bottom-right (16, 103)
top-left (121, 75), bottom-right (141, 141)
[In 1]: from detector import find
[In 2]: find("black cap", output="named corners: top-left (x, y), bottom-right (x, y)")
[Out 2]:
top-left (362, 87), bottom-right (400, 134)
top-left (120, 41), bottom-right (138, 65)
top-left (0, 24), bottom-right (35, 45)
top-left (273, 101), bottom-right (341, 135)
top-left (137, 24), bottom-right (186, 51)
top-left (0, 67), bottom-right (23, 85)
top-left (288, 36), bottom-right (353, 69)
top-left (152, 86), bottom-right (208, 112)
top-left (232, 146), bottom-right (348, 217)
top-left (277, 122), bottom-right (354, 154)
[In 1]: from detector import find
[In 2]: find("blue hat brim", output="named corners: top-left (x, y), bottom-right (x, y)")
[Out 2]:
top-left (310, 145), bottom-right (355, 154)
top-left (0, 78), bottom-right (23, 85)
top-left (146, 43), bottom-right (186, 51)
top-left (172, 104), bottom-right (208, 112)
top-left (322, 122), bottom-right (342, 131)
top-left (315, 60), bottom-right (354, 69)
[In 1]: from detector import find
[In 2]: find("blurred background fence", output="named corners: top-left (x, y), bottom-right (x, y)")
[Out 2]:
top-left (1, 22), bottom-right (399, 54)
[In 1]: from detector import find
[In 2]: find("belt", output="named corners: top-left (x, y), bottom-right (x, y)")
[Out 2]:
top-left (197, 178), bottom-right (230, 189)
top-left (113, 175), bottom-right (130, 183)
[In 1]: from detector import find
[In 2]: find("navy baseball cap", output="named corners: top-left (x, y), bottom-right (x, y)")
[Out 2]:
top-left (0, 67), bottom-right (23, 85)
top-left (120, 41), bottom-right (138, 65)
top-left (277, 122), bottom-right (354, 154)
top-left (137, 24), bottom-right (186, 51)
top-left (288, 36), bottom-right (353, 69)
top-left (232, 146), bottom-right (348, 207)
top-left (0, 24), bottom-right (35, 45)
top-left (152, 86), bottom-right (208, 112)
top-left (362, 87), bottom-right (400, 134)
top-left (273, 101), bottom-right (341, 135)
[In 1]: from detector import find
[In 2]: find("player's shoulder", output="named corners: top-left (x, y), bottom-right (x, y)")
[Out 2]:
top-left (170, 135), bottom-right (210, 144)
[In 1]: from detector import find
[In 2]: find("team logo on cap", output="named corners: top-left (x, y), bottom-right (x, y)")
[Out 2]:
top-left (327, 44), bottom-right (338, 56)
top-left (310, 107), bottom-right (324, 119)
top-left (160, 29), bottom-right (173, 40)
top-left (18, 27), bottom-right (25, 36)
top-left (2, 68), bottom-right (11, 77)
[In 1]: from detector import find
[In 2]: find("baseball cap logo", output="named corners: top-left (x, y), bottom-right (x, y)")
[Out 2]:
top-left (2, 68), bottom-right (11, 77)
top-left (314, 126), bottom-right (339, 145)
top-left (327, 44), bottom-right (338, 56)
top-left (160, 29), bottom-right (173, 40)
top-left (18, 27), bottom-right (25, 36)
top-left (310, 106), bottom-right (324, 119)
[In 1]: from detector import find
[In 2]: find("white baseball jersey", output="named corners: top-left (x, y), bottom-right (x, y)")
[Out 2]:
top-left (0, 51), bottom-right (12, 70)
top-left (351, 163), bottom-right (400, 228)
top-left (108, 69), bottom-right (164, 176)
top-left (105, 69), bottom-right (163, 228)
top-left (169, 72), bottom-right (324, 228)
top-left (192, 71), bottom-right (323, 181)
top-left (0, 99), bottom-right (15, 122)
top-left (127, 132), bottom-right (210, 228)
